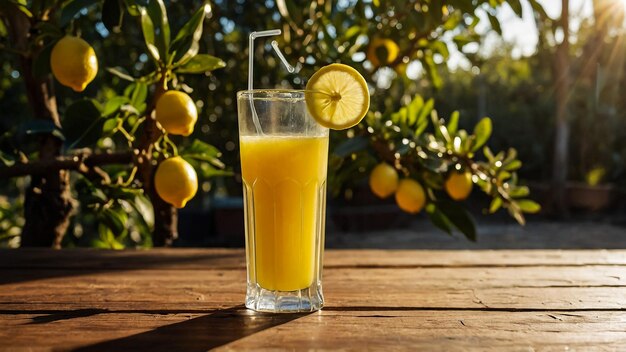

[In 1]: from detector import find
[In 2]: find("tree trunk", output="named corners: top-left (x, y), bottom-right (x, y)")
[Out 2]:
top-left (5, 9), bottom-right (74, 248)
top-left (137, 82), bottom-right (178, 247)
top-left (551, 0), bottom-right (570, 216)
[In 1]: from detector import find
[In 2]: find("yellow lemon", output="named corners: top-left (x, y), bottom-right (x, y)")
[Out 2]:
top-left (154, 156), bottom-right (198, 208)
top-left (369, 162), bottom-right (399, 198)
top-left (445, 171), bottom-right (473, 201)
top-left (305, 63), bottom-right (370, 130)
top-left (50, 36), bottom-right (98, 92)
top-left (367, 38), bottom-right (400, 67)
top-left (155, 91), bottom-right (198, 136)
top-left (395, 179), bottom-right (426, 214)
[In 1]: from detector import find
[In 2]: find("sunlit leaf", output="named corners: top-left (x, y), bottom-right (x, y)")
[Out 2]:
top-left (106, 67), bottom-right (136, 82)
top-left (489, 197), bottom-right (502, 213)
top-left (447, 111), bottom-right (459, 135)
top-left (472, 117), bottom-right (492, 152)
top-left (176, 54), bottom-right (226, 74)
top-left (517, 199), bottom-right (541, 213)
top-left (169, 3), bottom-right (209, 65)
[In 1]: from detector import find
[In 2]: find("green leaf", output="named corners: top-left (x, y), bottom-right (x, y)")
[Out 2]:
top-left (507, 0), bottom-right (523, 17)
top-left (426, 203), bottom-right (453, 236)
top-left (143, 0), bottom-right (169, 60)
top-left (124, 82), bottom-right (148, 111)
top-left (102, 0), bottom-right (124, 32)
top-left (197, 162), bottom-right (233, 178)
top-left (447, 111), bottom-right (459, 135)
top-left (416, 98), bottom-right (434, 127)
top-left (452, 34), bottom-right (474, 49)
top-left (102, 96), bottom-right (129, 117)
top-left (422, 53), bottom-right (442, 89)
top-left (489, 197), bottom-right (502, 213)
top-left (437, 200), bottom-right (477, 241)
top-left (180, 139), bottom-right (223, 168)
top-left (175, 54), bottom-right (226, 74)
top-left (140, 6), bottom-right (160, 61)
top-left (471, 117), bottom-right (492, 152)
top-left (503, 160), bottom-right (522, 171)
top-left (333, 135), bottom-right (368, 157)
top-left (487, 13), bottom-right (501, 35)
top-left (60, 0), bottom-right (99, 27)
top-left (509, 186), bottom-right (529, 197)
top-left (508, 203), bottom-right (526, 225)
top-left (528, 0), bottom-right (548, 19)
top-left (99, 206), bottom-right (128, 235)
top-left (483, 146), bottom-right (495, 162)
top-left (123, 0), bottom-right (141, 16)
top-left (517, 199), bottom-right (541, 213)
top-left (343, 25), bottom-right (361, 40)
top-left (169, 3), bottom-right (209, 65)
top-left (106, 67), bottom-right (136, 81)
top-left (102, 118), bottom-right (118, 133)
top-left (63, 99), bottom-right (102, 148)
top-left (406, 95), bottom-right (424, 127)
top-left (429, 41), bottom-right (449, 59)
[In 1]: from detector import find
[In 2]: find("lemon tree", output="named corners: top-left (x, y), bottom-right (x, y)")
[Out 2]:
top-left (0, 0), bottom-right (226, 248)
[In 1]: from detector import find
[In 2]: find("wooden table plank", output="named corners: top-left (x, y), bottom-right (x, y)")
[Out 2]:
top-left (0, 249), bottom-right (625, 350)
top-left (1, 249), bottom-right (625, 269)
top-left (1, 311), bottom-right (626, 351)
top-left (1, 266), bottom-right (624, 310)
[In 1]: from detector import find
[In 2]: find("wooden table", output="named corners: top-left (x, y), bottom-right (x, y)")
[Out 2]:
top-left (1, 249), bottom-right (625, 350)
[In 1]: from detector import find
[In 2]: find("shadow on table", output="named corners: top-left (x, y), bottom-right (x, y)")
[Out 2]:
top-left (73, 305), bottom-right (306, 351)
top-left (0, 249), bottom-right (244, 285)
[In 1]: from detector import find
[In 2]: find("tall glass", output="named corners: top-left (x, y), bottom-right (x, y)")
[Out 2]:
top-left (237, 90), bottom-right (329, 312)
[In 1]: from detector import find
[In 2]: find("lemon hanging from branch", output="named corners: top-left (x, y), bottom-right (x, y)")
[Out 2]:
top-left (155, 91), bottom-right (198, 136)
top-left (445, 171), bottom-right (473, 201)
top-left (369, 162), bottom-right (399, 198)
top-left (50, 36), bottom-right (98, 92)
top-left (395, 179), bottom-right (426, 214)
top-left (154, 156), bottom-right (198, 208)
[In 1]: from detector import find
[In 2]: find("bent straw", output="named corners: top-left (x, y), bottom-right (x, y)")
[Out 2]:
top-left (248, 29), bottom-right (281, 134)
top-left (271, 40), bottom-right (295, 73)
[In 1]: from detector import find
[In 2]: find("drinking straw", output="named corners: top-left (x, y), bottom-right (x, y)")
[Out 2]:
top-left (247, 29), bottom-right (296, 134)
top-left (248, 30), bottom-right (279, 134)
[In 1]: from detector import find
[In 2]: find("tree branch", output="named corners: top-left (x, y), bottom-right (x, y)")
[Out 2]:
top-left (0, 151), bottom-right (134, 179)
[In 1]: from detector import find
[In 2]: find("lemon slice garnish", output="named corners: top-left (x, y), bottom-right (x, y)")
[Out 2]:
top-left (305, 63), bottom-right (370, 130)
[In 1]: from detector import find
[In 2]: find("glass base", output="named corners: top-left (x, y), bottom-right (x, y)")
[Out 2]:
top-left (245, 282), bottom-right (324, 313)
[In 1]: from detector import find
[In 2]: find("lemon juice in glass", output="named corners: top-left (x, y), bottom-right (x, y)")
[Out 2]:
top-left (238, 90), bottom-right (328, 312)
top-left (239, 31), bottom-right (369, 312)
